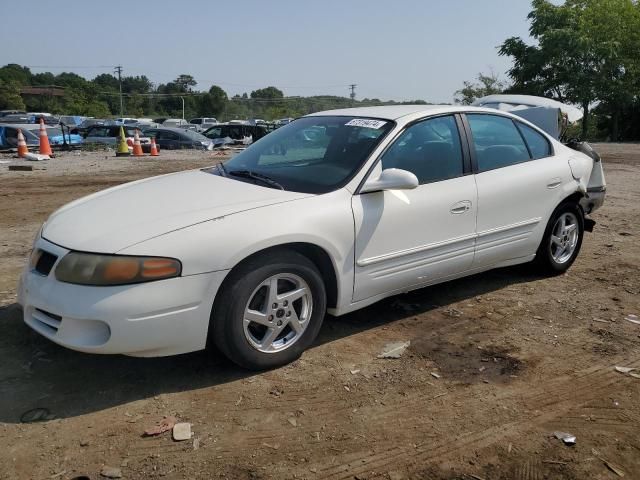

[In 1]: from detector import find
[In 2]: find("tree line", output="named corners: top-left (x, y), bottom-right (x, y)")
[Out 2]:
top-left (0, 66), bottom-right (429, 122)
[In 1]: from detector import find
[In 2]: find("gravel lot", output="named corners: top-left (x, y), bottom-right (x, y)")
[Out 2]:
top-left (0, 145), bottom-right (639, 480)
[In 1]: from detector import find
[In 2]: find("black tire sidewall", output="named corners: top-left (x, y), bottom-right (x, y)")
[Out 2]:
top-left (538, 202), bottom-right (584, 273)
top-left (214, 251), bottom-right (326, 370)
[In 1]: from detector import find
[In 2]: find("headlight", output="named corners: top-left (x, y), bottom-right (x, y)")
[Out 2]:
top-left (55, 252), bottom-right (181, 286)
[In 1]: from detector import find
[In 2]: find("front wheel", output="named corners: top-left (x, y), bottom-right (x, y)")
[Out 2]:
top-left (210, 250), bottom-right (327, 370)
top-left (535, 202), bottom-right (584, 274)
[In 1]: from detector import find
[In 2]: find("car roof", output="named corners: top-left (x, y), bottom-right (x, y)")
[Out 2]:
top-left (148, 127), bottom-right (187, 133)
top-left (306, 105), bottom-right (501, 121)
top-left (2, 123), bottom-right (46, 130)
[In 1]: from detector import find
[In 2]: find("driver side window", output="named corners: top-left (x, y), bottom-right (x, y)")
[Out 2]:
top-left (381, 115), bottom-right (464, 184)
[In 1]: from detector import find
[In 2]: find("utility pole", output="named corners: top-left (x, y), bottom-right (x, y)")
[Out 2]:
top-left (349, 84), bottom-right (357, 106)
top-left (114, 65), bottom-right (124, 117)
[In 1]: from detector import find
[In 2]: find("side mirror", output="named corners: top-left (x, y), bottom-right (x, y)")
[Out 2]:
top-left (360, 168), bottom-right (419, 193)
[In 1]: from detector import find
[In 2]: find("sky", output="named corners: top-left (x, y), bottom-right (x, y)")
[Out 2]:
top-left (0, 0), bottom-right (538, 103)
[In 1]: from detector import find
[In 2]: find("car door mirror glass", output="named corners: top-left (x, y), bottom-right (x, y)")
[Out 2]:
top-left (360, 168), bottom-right (419, 193)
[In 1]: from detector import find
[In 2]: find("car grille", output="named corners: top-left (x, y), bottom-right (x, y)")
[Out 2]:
top-left (34, 250), bottom-right (58, 276)
top-left (32, 308), bottom-right (62, 333)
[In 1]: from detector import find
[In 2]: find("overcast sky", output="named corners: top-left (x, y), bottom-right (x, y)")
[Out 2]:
top-left (0, 0), bottom-right (538, 103)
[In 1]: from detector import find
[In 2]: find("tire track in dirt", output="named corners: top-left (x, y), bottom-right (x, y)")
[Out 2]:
top-left (315, 357), bottom-right (640, 479)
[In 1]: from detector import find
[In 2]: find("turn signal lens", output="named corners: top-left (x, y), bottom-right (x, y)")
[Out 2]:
top-left (102, 258), bottom-right (140, 282)
top-left (55, 252), bottom-right (181, 286)
top-left (141, 258), bottom-right (181, 279)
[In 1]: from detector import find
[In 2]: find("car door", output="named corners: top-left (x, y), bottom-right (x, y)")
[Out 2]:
top-left (352, 114), bottom-right (478, 302)
top-left (464, 113), bottom-right (573, 267)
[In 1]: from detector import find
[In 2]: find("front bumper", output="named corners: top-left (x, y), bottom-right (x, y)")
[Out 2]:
top-left (17, 237), bottom-right (229, 357)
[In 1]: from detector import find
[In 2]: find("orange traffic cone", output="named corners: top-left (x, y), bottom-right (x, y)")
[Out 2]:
top-left (149, 137), bottom-right (159, 156)
top-left (132, 130), bottom-right (144, 157)
top-left (38, 118), bottom-right (53, 156)
top-left (17, 129), bottom-right (29, 158)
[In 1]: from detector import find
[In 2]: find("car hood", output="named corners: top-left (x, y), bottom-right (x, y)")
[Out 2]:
top-left (43, 169), bottom-right (312, 253)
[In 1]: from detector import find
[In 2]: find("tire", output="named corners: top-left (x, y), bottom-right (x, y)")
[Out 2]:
top-left (210, 249), bottom-right (327, 370)
top-left (534, 201), bottom-right (584, 274)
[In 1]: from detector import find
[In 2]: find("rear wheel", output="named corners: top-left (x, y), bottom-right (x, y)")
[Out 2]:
top-left (210, 250), bottom-right (326, 370)
top-left (535, 202), bottom-right (584, 274)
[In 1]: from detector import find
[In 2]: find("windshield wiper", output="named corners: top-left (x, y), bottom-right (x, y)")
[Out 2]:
top-left (228, 169), bottom-right (284, 190)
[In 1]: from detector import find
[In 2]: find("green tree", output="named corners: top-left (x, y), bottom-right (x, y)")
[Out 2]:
top-left (454, 71), bottom-right (505, 105)
top-left (0, 64), bottom-right (32, 85)
top-left (250, 86), bottom-right (284, 99)
top-left (196, 85), bottom-right (228, 117)
top-left (0, 79), bottom-right (26, 110)
top-left (500, 0), bottom-right (640, 139)
top-left (174, 74), bottom-right (197, 93)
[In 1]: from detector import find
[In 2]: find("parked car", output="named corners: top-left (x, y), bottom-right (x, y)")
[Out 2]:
top-left (0, 124), bottom-right (39, 150)
top-left (71, 118), bottom-right (107, 136)
top-left (162, 118), bottom-right (189, 127)
top-left (0, 124), bottom-right (83, 149)
top-left (27, 125), bottom-right (83, 147)
top-left (18, 104), bottom-right (606, 370)
top-left (0, 114), bottom-right (33, 124)
top-left (0, 110), bottom-right (27, 118)
top-left (189, 117), bottom-right (218, 131)
top-left (114, 118), bottom-right (139, 125)
top-left (203, 124), bottom-right (269, 144)
top-left (144, 127), bottom-right (214, 150)
top-left (83, 125), bottom-right (152, 152)
top-left (58, 116), bottom-right (87, 128)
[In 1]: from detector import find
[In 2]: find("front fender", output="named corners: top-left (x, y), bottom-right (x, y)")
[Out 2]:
top-left (119, 189), bottom-right (356, 310)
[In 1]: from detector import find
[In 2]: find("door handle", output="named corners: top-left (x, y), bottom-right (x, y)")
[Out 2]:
top-left (547, 178), bottom-right (562, 189)
top-left (450, 201), bottom-right (472, 214)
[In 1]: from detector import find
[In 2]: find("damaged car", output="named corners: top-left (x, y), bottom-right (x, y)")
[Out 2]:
top-left (18, 102), bottom-right (605, 370)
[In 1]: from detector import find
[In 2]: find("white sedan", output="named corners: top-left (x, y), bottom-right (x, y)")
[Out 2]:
top-left (18, 105), bottom-right (606, 369)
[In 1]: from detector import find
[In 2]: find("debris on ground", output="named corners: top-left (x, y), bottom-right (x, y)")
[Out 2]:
top-left (624, 314), bottom-right (640, 325)
top-left (592, 448), bottom-right (625, 477)
top-left (350, 369), bottom-right (361, 375)
top-left (143, 415), bottom-right (177, 437)
top-left (172, 422), bottom-right (192, 441)
top-left (615, 366), bottom-right (635, 374)
top-left (193, 437), bottom-right (200, 450)
top-left (288, 417), bottom-right (298, 427)
top-left (553, 431), bottom-right (576, 445)
top-left (8, 165), bottom-right (33, 171)
top-left (377, 341), bottom-right (410, 359)
top-left (430, 372), bottom-right (441, 379)
top-left (99, 466), bottom-right (122, 478)
top-left (614, 366), bottom-right (640, 378)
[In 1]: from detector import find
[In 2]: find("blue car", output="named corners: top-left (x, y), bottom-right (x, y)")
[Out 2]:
top-left (0, 124), bottom-right (83, 150)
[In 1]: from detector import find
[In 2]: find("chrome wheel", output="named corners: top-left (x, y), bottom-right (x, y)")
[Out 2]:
top-left (550, 212), bottom-right (579, 264)
top-left (242, 273), bottom-right (313, 353)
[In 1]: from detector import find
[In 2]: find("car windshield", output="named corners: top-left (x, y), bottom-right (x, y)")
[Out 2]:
top-left (30, 127), bottom-right (63, 137)
top-left (219, 116), bottom-right (394, 194)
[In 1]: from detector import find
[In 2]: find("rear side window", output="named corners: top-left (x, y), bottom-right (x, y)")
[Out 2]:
top-left (467, 114), bottom-right (530, 172)
top-left (381, 115), bottom-right (464, 184)
top-left (517, 122), bottom-right (552, 159)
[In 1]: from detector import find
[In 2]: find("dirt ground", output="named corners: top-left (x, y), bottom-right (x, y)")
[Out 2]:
top-left (0, 145), bottom-right (639, 480)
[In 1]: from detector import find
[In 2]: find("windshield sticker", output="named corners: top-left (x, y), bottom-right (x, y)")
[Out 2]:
top-left (345, 119), bottom-right (387, 129)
